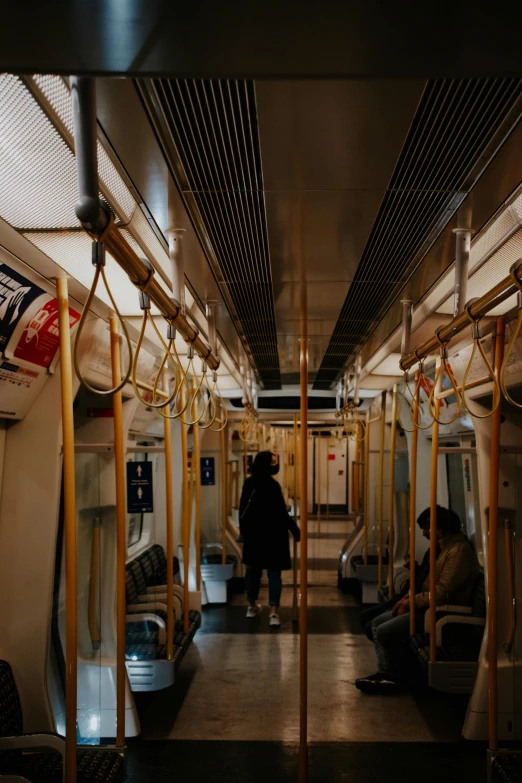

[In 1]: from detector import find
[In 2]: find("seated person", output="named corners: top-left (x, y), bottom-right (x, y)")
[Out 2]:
top-left (356, 505), bottom-right (479, 695)
top-left (359, 546), bottom-right (435, 640)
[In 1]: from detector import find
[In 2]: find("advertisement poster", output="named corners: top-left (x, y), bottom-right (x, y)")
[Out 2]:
top-left (0, 360), bottom-right (46, 419)
top-left (13, 298), bottom-right (80, 369)
top-left (0, 263), bottom-right (45, 351)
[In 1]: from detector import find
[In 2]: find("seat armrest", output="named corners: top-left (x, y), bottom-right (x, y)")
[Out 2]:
top-left (435, 615), bottom-right (485, 646)
top-left (0, 733), bottom-right (65, 755)
top-left (145, 585), bottom-right (184, 598)
top-left (0, 774), bottom-right (34, 781)
top-left (127, 601), bottom-right (169, 613)
top-left (126, 613), bottom-right (166, 644)
top-left (137, 593), bottom-right (168, 603)
top-left (424, 605), bottom-right (472, 632)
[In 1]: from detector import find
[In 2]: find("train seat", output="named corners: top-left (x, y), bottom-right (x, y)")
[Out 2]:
top-left (0, 660), bottom-right (124, 782)
top-left (491, 753), bottom-right (522, 782)
top-left (126, 558), bottom-right (201, 638)
top-left (409, 569), bottom-right (486, 694)
top-left (124, 560), bottom-right (200, 685)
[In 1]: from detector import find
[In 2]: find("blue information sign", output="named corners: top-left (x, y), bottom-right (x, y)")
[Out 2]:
top-left (126, 461), bottom-right (154, 513)
top-left (201, 457), bottom-right (215, 486)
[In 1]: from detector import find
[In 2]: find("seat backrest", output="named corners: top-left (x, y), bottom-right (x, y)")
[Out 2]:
top-left (0, 660), bottom-right (23, 736)
top-left (138, 551), bottom-right (155, 585)
top-left (471, 569), bottom-right (486, 618)
top-left (149, 544), bottom-right (167, 583)
top-left (125, 566), bottom-right (139, 605)
top-left (128, 561), bottom-right (147, 596)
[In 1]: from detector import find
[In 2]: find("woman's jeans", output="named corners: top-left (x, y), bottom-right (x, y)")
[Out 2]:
top-left (246, 566), bottom-right (282, 607)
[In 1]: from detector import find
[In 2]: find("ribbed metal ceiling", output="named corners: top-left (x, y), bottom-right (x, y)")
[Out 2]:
top-left (141, 79), bottom-right (281, 389)
top-left (313, 77), bottom-right (522, 389)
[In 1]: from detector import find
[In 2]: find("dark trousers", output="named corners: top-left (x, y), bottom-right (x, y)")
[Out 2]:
top-left (246, 566), bottom-right (283, 607)
top-left (371, 608), bottom-right (424, 681)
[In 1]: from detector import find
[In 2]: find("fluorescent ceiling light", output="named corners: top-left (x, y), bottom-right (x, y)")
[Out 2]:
top-left (23, 231), bottom-right (162, 316)
top-left (32, 74), bottom-right (136, 222)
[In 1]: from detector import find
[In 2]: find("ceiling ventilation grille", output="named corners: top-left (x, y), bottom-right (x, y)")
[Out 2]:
top-left (313, 77), bottom-right (522, 389)
top-left (141, 79), bottom-right (281, 389)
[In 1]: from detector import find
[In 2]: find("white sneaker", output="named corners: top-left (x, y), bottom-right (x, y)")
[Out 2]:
top-left (246, 603), bottom-right (261, 618)
top-left (269, 611), bottom-right (281, 627)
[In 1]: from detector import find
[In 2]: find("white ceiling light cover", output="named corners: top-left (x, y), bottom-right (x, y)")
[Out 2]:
top-left (0, 74), bottom-right (79, 229)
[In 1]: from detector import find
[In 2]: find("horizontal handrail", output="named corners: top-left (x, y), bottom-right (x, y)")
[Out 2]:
top-left (400, 259), bottom-right (522, 372)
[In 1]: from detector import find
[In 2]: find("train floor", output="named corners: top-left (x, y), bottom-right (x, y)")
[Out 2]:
top-left (127, 516), bottom-right (487, 781)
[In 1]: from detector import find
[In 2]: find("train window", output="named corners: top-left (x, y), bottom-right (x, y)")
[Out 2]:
top-left (128, 514), bottom-right (144, 547)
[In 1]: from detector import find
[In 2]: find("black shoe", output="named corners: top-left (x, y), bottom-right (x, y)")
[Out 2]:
top-left (355, 672), bottom-right (383, 690)
top-left (374, 677), bottom-right (406, 695)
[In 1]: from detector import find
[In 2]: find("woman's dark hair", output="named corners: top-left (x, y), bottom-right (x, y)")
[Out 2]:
top-left (250, 450), bottom-right (274, 476)
top-left (417, 505), bottom-right (461, 534)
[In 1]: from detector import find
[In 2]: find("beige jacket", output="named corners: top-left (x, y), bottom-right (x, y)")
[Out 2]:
top-left (414, 532), bottom-right (479, 610)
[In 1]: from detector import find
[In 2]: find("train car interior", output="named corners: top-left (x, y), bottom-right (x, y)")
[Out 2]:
top-left (2, 6), bottom-right (522, 783)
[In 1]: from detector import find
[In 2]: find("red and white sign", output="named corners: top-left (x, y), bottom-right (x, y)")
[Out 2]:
top-left (13, 298), bottom-right (80, 369)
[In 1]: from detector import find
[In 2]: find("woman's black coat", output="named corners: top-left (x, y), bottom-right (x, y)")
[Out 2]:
top-left (239, 474), bottom-right (300, 571)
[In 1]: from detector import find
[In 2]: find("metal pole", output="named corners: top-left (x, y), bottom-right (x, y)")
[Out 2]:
top-left (377, 391), bottom-right (386, 588)
top-left (163, 371), bottom-right (175, 661)
top-left (401, 260), bottom-right (522, 372)
top-left (409, 371), bottom-right (420, 635)
top-left (298, 335), bottom-right (308, 783)
top-left (429, 359), bottom-right (441, 664)
top-left (400, 300), bottom-right (413, 360)
top-left (363, 413), bottom-right (370, 566)
top-left (354, 423), bottom-right (362, 513)
top-left (180, 385), bottom-right (190, 634)
top-left (317, 434), bottom-right (321, 534)
top-left (388, 385), bottom-right (398, 599)
top-left (109, 315), bottom-right (126, 748)
top-left (57, 277), bottom-right (77, 783)
top-left (227, 462), bottom-right (233, 515)
top-left (234, 460), bottom-right (240, 509)
top-left (293, 413), bottom-right (299, 623)
top-left (221, 427), bottom-right (227, 565)
top-left (326, 437), bottom-right (330, 520)
top-left (453, 215), bottom-right (472, 319)
top-left (193, 416), bottom-right (202, 593)
top-left (166, 228), bottom-right (186, 315)
top-left (488, 317), bottom-right (505, 751)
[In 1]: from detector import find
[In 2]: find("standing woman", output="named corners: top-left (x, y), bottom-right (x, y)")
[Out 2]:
top-left (240, 450), bottom-right (300, 627)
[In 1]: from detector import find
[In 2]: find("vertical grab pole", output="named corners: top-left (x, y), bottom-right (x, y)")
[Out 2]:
top-left (57, 277), bottom-right (77, 783)
top-left (298, 334), bottom-right (309, 783)
top-left (429, 358), bottom-right (441, 664)
top-left (363, 413), bottom-right (370, 566)
top-left (488, 317), bottom-right (505, 752)
top-left (243, 440), bottom-right (248, 482)
top-left (326, 436), bottom-right (330, 520)
top-left (233, 461), bottom-right (238, 509)
top-left (354, 424), bottom-right (362, 513)
top-left (163, 371), bottom-right (175, 661)
top-left (180, 385), bottom-right (190, 634)
top-left (227, 462), bottom-right (233, 515)
top-left (388, 385), bottom-right (398, 599)
top-left (317, 434), bottom-right (321, 534)
top-left (109, 315), bottom-right (127, 748)
top-left (292, 413), bottom-right (299, 623)
top-left (221, 427), bottom-right (227, 565)
top-left (377, 391), bottom-right (386, 588)
top-left (193, 417), bottom-right (202, 593)
top-left (409, 371), bottom-right (420, 634)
